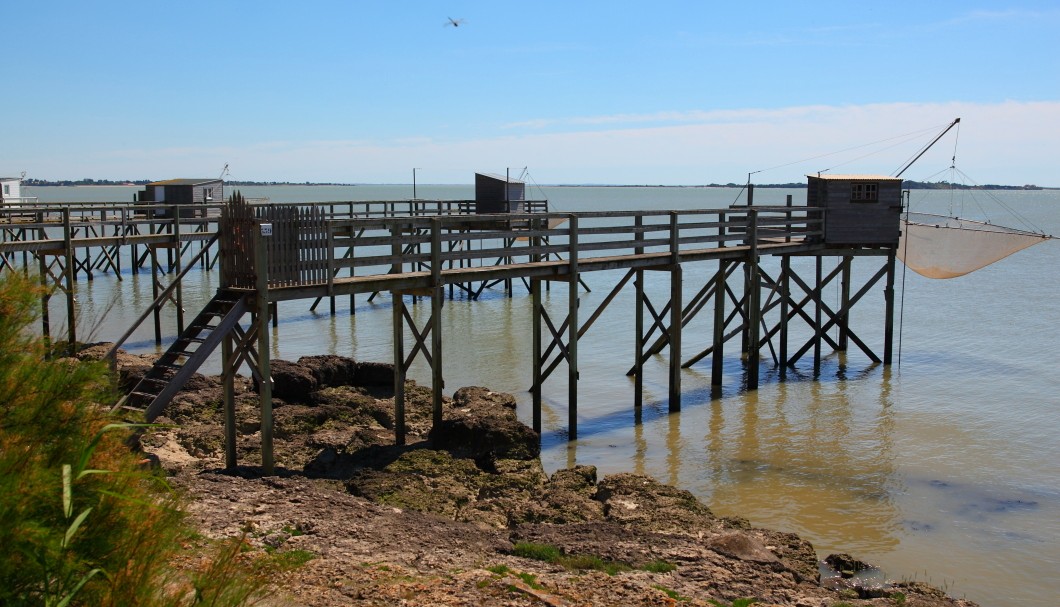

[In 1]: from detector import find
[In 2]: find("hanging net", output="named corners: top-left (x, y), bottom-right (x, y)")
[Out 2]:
top-left (898, 212), bottom-right (1052, 279)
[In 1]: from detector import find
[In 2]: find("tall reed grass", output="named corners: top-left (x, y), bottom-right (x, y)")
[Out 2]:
top-left (0, 272), bottom-right (260, 606)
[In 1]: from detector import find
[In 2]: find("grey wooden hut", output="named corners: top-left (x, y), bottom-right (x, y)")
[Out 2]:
top-left (474, 173), bottom-right (525, 214)
top-left (805, 174), bottom-right (903, 245)
top-left (137, 178), bottom-right (223, 217)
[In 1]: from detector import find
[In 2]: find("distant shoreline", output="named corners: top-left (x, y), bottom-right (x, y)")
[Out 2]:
top-left (20, 180), bottom-right (1053, 191)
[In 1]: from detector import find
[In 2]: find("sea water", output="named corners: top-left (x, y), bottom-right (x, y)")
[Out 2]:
top-left (24, 184), bottom-right (1060, 606)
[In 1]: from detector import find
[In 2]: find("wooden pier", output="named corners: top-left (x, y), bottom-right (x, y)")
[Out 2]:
top-left (2, 184), bottom-right (901, 474)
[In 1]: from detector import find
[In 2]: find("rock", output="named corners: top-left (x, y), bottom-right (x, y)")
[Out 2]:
top-left (595, 472), bottom-right (717, 533)
top-left (429, 386), bottom-right (538, 461)
top-left (298, 354), bottom-right (359, 388)
top-left (707, 531), bottom-right (780, 564)
top-left (266, 359), bottom-right (318, 401)
top-left (825, 553), bottom-right (875, 578)
top-left (355, 361), bottom-right (395, 387)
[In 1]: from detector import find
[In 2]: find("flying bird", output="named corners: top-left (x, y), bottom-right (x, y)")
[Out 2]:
top-left (445, 16), bottom-right (465, 27)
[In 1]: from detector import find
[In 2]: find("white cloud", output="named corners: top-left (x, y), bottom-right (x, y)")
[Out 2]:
top-left (8, 101), bottom-right (1059, 186)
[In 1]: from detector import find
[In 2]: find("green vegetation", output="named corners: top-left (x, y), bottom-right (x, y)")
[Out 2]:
top-left (512, 542), bottom-right (562, 563)
top-left (641, 559), bottom-right (677, 573)
top-left (709, 598), bottom-right (758, 607)
top-left (511, 541), bottom-right (673, 577)
top-left (516, 572), bottom-right (544, 590)
top-left (485, 564), bottom-right (511, 575)
top-left (0, 272), bottom-right (261, 606)
top-left (258, 549), bottom-right (315, 572)
top-left (654, 584), bottom-right (690, 601)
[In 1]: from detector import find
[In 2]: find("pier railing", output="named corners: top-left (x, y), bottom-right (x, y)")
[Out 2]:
top-left (218, 201), bottom-right (824, 291)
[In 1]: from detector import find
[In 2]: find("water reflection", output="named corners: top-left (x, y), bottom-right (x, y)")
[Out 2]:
top-left (689, 366), bottom-right (900, 554)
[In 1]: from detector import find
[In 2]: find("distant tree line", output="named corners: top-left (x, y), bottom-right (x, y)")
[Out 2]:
top-left (19, 178), bottom-right (1044, 190)
top-left (22, 178), bottom-right (354, 187)
top-left (23, 178), bottom-right (152, 186)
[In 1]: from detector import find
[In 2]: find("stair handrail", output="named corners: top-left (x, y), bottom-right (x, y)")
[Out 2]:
top-left (104, 233), bottom-right (219, 369)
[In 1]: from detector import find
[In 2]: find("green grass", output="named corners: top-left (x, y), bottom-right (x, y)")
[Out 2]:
top-left (486, 564), bottom-right (511, 575)
top-left (0, 272), bottom-right (262, 606)
top-left (654, 584), bottom-right (690, 601)
top-left (512, 542), bottom-right (563, 563)
top-left (260, 548), bottom-right (316, 571)
top-left (511, 541), bottom-right (672, 576)
top-left (516, 572), bottom-right (544, 590)
top-left (642, 559), bottom-right (677, 573)
top-left (709, 599), bottom-right (758, 607)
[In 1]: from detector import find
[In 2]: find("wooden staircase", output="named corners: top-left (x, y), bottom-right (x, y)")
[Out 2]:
top-left (114, 289), bottom-right (250, 421)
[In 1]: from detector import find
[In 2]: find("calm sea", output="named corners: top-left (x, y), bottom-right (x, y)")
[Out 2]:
top-left (26, 184), bottom-right (1060, 607)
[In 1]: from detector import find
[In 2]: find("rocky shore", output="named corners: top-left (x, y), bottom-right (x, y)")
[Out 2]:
top-left (87, 346), bottom-right (978, 607)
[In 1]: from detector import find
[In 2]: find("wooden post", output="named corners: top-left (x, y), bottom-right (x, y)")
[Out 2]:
top-left (634, 215), bottom-right (644, 410)
top-left (814, 255), bottom-right (823, 377)
top-left (62, 209), bottom-right (76, 348)
top-left (391, 223), bottom-right (406, 446)
top-left (430, 218), bottom-right (444, 430)
top-left (531, 277), bottom-right (542, 434)
top-left (567, 214), bottom-right (579, 440)
top-left (39, 253), bottom-right (51, 343)
top-left (839, 255), bottom-right (852, 351)
top-left (222, 332), bottom-right (237, 469)
top-left (530, 217), bottom-right (543, 434)
top-left (151, 245), bottom-right (162, 346)
top-left (668, 212), bottom-right (682, 412)
top-left (711, 261), bottom-right (727, 387)
top-left (780, 255), bottom-right (790, 380)
top-left (254, 221), bottom-right (275, 475)
top-left (174, 209), bottom-right (185, 334)
top-left (746, 209), bottom-right (760, 390)
top-left (884, 250), bottom-right (896, 365)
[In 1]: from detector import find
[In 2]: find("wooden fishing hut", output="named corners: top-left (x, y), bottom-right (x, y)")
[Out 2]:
top-left (806, 174), bottom-right (903, 245)
top-left (475, 172), bottom-right (525, 214)
top-left (137, 178), bottom-right (223, 218)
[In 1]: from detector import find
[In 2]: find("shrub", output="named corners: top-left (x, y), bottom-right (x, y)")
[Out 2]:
top-left (0, 272), bottom-right (260, 606)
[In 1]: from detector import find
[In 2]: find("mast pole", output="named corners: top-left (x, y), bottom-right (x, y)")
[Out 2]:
top-left (895, 118), bottom-right (960, 178)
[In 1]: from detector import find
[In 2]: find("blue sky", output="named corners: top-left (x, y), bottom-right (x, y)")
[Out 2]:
top-left (4, 1), bottom-right (1059, 185)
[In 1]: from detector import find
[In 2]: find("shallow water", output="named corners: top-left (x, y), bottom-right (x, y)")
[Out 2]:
top-left (24, 184), bottom-right (1060, 606)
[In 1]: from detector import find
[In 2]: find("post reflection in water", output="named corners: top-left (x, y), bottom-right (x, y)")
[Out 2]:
top-left (695, 366), bottom-right (900, 555)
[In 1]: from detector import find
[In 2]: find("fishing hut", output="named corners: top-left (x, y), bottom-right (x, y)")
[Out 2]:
top-left (474, 172), bottom-right (525, 214)
top-left (806, 174), bottom-right (903, 245)
top-left (137, 178), bottom-right (224, 218)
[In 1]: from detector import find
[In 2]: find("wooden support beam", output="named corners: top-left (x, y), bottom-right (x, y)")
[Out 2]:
top-left (222, 332), bottom-right (237, 470)
top-left (254, 224), bottom-right (275, 475)
top-left (884, 251), bottom-right (896, 365)
top-left (839, 255), bottom-right (852, 351)
top-left (814, 256), bottom-right (823, 377)
top-left (711, 260), bottom-right (727, 386)
top-left (567, 215), bottom-right (579, 440)
top-left (746, 210), bottom-right (760, 390)
top-left (780, 256), bottom-right (790, 379)
top-left (668, 213), bottom-right (682, 412)
top-left (431, 219), bottom-right (444, 429)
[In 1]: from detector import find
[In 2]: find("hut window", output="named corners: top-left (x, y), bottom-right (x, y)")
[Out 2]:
top-left (2, 184), bottom-right (9, 195)
top-left (851, 183), bottom-right (878, 202)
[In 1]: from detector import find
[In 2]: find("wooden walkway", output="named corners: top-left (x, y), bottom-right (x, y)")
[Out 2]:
top-left (103, 194), bottom-right (898, 473)
top-left (4, 195), bottom-right (899, 473)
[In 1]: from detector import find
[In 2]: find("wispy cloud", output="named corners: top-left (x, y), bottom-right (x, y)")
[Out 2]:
top-left (954, 8), bottom-right (1060, 22)
top-left (8, 101), bottom-right (1059, 186)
